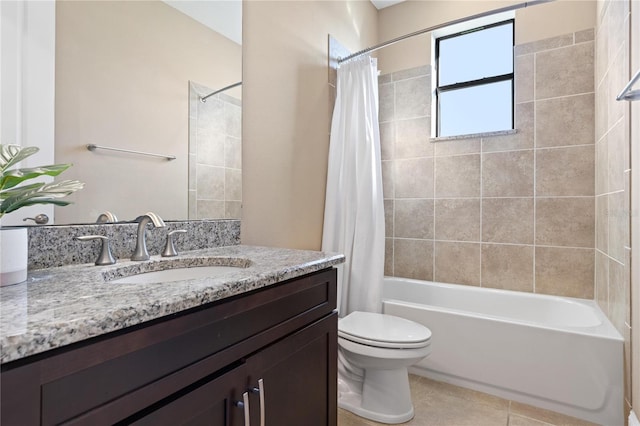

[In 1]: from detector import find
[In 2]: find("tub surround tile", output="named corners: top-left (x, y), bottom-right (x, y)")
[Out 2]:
top-left (395, 76), bottom-right (430, 120)
top-left (395, 158), bottom-right (434, 199)
top-left (393, 239), bottom-right (434, 281)
top-left (595, 136), bottom-right (609, 195)
top-left (434, 199), bottom-right (480, 242)
top-left (198, 200), bottom-right (225, 219)
top-left (481, 244), bottom-right (534, 292)
top-left (515, 33), bottom-right (574, 56)
top-left (595, 195), bottom-right (609, 253)
top-left (535, 42), bottom-right (594, 99)
top-left (434, 242), bottom-right (480, 286)
top-left (1, 245), bottom-right (345, 364)
top-left (608, 190), bottom-right (628, 263)
top-left (535, 94), bottom-right (595, 148)
top-left (391, 65), bottom-right (430, 81)
top-left (535, 247), bottom-right (594, 299)
top-left (379, 83), bottom-right (395, 122)
top-left (535, 198), bottom-right (595, 248)
top-left (434, 137), bottom-right (481, 157)
top-left (435, 154), bottom-right (480, 198)
top-left (515, 54), bottom-right (534, 103)
top-left (607, 118), bottom-right (627, 192)
top-left (575, 28), bottom-right (595, 43)
top-left (384, 238), bottom-right (393, 276)
top-left (608, 257), bottom-right (626, 333)
top-left (595, 250), bottom-right (610, 315)
top-left (482, 102), bottom-right (535, 153)
top-left (395, 199), bottom-right (433, 239)
top-left (382, 160), bottom-right (395, 199)
top-left (482, 150), bottom-right (534, 197)
top-left (482, 198), bottom-right (534, 244)
top-left (380, 121), bottom-right (395, 160)
top-left (395, 117), bottom-right (433, 158)
top-left (535, 145), bottom-right (595, 196)
top-left (384, 200), bottom-right (394, 237)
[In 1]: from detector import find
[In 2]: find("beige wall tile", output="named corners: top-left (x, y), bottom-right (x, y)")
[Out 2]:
top-left (482, 198), bottom-right (534, 244)
top-left (395, 199), bottom-right (433, 239)
top-left (394, 239), bottom-right (434, 281)
top-left (382, 160), bottom-right (394, 199)
top-left (395, 157), bottom-right (434, 198)
top-left (608, 190), bottom-right (628, 263)
top-left (595, 195), bottom-right (609, 252)
top-left (392, 65), bottom-right (430, 81)
top-left (595, 250), bottom-right (609, 314)
top-left (225, 168), bottom-right (242, 201)
top-left (395, 117), bottom-right (433, 158)
top-left (434, 138), bottom-right (480, 157)
top-left (434, 154), bottom-right (480, 198)
top-left (225, 136), bottom-right (241, 169)
top-left (434, 242), bottom-right (480, 286)
top-left (380, 121), bottom-right (395, 161)
top-left (482, 150), bottom-right (534, 197)
top-left (224, 201), bottom-right (241, 219)
top-left (515, 54), bottom-right (534, 103)
top-left (482, 102), bottom-right (534, 152)
top-left (536, 42), bottom-right (594, 99)
top-left (595, 81), bottom-right (609, 141)
top-left (481, 244), bottom-right (534, 292)
top-left (608, 257), bottom-right (626, 333)
top-left (197, 199), bottom-right (225, 219)
top-left (197, 132), bottom-right (225, 167)
top-left (535, 94), bottom-right (595, 148)
top-left (536, 145), bottom-right (595, 196)
top-left (395, 76), bottom-right (430, 120)
top-left (196, 165), bottom-right (225, 199)
top-left (515, 33), bottom-right (574, 56)
top-left (536, 197), bottom-right (595, 247)
top-left (535, 247), bottom-right (594, 298)
top-left (384, 199), bottom-right (394, 237)
top-left (434, 199), bottom-right (480, 242)
top-left (595, 137), bottom-right (608, 195)
top-left (385, 238), bottom-right (393, 276)
top-left (607, 118), bottom-right (627, 192)
top-left (575, 28), bottom-right (595, 43)
top-left (379, 82), bottom-right (395, 122)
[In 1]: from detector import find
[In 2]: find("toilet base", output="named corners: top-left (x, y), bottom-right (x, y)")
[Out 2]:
top-left (338, 369), bottom-right (415, 424)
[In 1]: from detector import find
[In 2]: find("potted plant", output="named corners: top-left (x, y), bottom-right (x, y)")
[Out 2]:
top-left (1, 144), bottom-right (83, 286)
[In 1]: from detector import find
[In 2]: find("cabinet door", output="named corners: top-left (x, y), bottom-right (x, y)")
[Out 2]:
top-left (247, 313), bottom-right (338, 426)
top-left (128, 363), bottom-right (251, 426)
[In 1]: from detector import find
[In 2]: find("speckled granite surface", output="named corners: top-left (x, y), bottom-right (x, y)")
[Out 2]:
top-left (27, 219), bottom-right (240, 269)
top-left (0, 245), bottom-right (344, 364)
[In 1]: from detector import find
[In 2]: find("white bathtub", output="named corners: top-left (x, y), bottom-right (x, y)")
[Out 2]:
top-left (382, 277), bottom-right (624, 425)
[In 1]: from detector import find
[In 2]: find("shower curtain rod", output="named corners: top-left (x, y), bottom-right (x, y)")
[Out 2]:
top-left (200, 81), bottom-right (242, 103)
top-left (338, 0), bottom-right (555, 64)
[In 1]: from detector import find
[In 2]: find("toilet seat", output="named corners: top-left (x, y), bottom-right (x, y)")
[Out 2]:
top-left (338, 311), bottom-right (431, 349)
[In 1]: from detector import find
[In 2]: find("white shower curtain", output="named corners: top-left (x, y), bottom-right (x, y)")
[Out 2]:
top-left (322, 55), bottom-right (385, 316)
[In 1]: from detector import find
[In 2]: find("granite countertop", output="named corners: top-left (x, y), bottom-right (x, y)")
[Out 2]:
top-left (0, 245), bottom-right (344, 364)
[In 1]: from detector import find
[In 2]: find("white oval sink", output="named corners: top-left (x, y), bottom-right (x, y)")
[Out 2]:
top-left (109, 265), bottom-right (243, 284)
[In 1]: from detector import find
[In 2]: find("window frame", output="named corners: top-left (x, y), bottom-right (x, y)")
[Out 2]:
top-left (434, 19), bottom-right (515, 138)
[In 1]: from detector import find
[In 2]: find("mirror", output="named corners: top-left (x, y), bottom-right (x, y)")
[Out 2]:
top-left (53, 0), bottom-right (242, 224)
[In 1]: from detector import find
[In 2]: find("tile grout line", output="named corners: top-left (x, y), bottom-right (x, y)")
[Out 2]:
top-left (533, 49), bottom-right (537, 294)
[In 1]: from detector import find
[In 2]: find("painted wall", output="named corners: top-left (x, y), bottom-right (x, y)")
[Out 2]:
top-left (54, 1), bottom-right (241, 224)
top-left (377, 0), bottom-right (595, 74)
top-left (242, 0), bottom-right (378, 249)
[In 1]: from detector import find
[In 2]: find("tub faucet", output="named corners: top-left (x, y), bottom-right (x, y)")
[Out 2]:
top-left (131, 212), bottom-right (166, 261)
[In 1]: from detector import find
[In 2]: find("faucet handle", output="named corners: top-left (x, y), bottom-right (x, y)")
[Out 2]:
top-left (162, 230), bottom-right (187, 257)
top-left (75, 235), bottom-right (116, 266)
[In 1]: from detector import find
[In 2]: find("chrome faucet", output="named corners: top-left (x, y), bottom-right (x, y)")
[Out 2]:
top-left (131, 212), bottom-right (166, 261)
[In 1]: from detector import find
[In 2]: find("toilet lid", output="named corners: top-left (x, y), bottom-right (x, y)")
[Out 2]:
top-left (338, 311), bottom-right (431, 349)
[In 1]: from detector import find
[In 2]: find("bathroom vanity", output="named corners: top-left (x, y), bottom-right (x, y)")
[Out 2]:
top-left (0, 245), bottom-right (343, 425)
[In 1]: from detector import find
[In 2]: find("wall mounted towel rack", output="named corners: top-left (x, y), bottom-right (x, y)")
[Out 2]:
top-left (86, 144), bottom-right (176, 161)
top-left (617, 68), bottom-right (640, 101)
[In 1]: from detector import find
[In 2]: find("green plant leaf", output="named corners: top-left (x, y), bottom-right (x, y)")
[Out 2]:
top-left (0, 180), bottom-right (85, 215)
top-left (1, 164), bottom-right (72, 191)
top-left (0, 144), bottom-right (39, 175)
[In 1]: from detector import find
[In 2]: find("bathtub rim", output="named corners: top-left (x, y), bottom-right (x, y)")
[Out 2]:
top-left (382, 276), bottom-right (623, 342)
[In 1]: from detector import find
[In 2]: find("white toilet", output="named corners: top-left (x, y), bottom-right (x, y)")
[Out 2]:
top-left (337, 311), bottom-right (432, 424)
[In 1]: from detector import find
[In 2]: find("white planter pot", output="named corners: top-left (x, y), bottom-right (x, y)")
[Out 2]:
top-left (1, 227), bottom-right (28, 286)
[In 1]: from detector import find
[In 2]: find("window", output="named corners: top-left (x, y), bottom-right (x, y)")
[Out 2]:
top-left (435, 20), bottom-right (514, 138)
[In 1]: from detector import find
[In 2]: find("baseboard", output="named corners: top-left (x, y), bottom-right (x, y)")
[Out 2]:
top-left (630, 410), bottom-right (640, 426)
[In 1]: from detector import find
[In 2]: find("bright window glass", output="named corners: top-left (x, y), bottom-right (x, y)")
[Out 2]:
top-left (436, 20), bottom-right (514, 137)
top-left (438, 80), bottom-right (512, 137)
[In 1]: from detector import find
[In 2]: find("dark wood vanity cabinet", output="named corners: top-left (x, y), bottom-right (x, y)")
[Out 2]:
top-left (1, 269), bottom-right (338, 426)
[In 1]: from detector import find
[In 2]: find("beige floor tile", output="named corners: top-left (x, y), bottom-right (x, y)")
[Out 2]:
top-left (338, 375), bottom-right (597, 426)
top-left (509, 401), bottom-right (599, 426)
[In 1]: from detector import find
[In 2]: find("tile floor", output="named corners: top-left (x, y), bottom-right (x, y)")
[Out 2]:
top-left (338, 375), bottom-right (599, 426)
